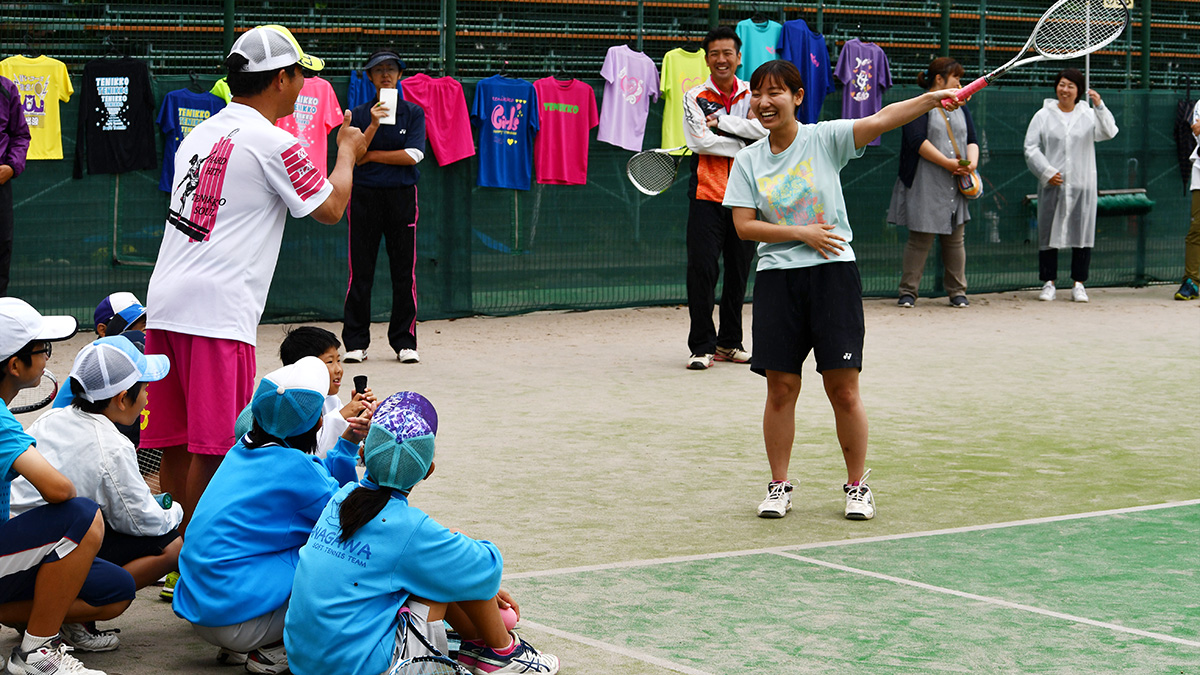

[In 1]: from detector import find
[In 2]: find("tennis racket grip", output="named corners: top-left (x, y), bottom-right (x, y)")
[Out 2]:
top-left (944, 77), bottom-right (989, 107)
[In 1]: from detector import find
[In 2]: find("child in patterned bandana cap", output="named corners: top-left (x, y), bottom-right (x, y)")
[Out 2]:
top-left (285, 393), bottom-right (560, 675)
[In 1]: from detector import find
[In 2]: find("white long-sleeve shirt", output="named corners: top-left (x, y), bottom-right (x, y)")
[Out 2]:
top-left (12, 406), bottom-right (183, 536)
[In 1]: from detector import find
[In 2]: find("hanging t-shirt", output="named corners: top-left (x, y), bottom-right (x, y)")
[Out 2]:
top-left (156, 89), bottom-right (227, 191)
top-left (73, 57), bottom-right (157, 178)
top-left (470, 75), bottom-right (539, 190)
top-left (401, 74), bottom-right (475, 166)
top-left (210, 78), bottom-right (231, 103)
top-left (596, 45), bottom-right (659, 152)
top-left (736, 19), bottom-right (783, 80)
top-left (834, 39), bottom-right (893, 146)
top-left (779, 19), bottom-right (836, 125)
top-left (276, 76), bottom-right (343, 178)
top-left (533, 77), bottom-right (598, 185)
top-left (146, 102), bottom-right (333, 345)
top-left (348, 71), bottom-right (379, 110)
top-left (0, 55), bottom-right (73, 160)
top-left (659, 48), bottom-right (709, 151)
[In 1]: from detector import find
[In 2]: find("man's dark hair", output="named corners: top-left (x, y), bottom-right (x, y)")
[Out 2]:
top-left (224, 53), bottom-right (301, 98)
top-left (702, 26), bottom-right (742, 54)
top-left (69, 378), bottom-right (145, 415)
top-left (0, 341), bottom-right (38, 385)
top-left (279, 326), bottom-right (341, 366)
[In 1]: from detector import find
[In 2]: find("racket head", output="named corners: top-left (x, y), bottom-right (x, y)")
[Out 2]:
top-left (1033, 0), bottom-right (1129, 60)
top-left (9, 369), bottom-right (58, 415)
top-left (386, 655), bottom-right (472, 675)
top-left (626, 149), bottom-right (682, 196)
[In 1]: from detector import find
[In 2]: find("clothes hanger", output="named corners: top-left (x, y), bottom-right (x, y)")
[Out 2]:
top-left (554, 60), bottom-right (571, 81)
top-left (22, 32), bottom-right (40, 58)
top-left (499, 60), bottom-right (510, 77)
top-left (188, 71), bottom-right (205, 93)
top-left (751, 6), bottom-right (768, 24)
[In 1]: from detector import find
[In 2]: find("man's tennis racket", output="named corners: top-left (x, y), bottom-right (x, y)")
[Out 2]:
top-left (8, 369), bottom-right (58, 415)
top-left (626, 146), bottom-right (687, 196)
top-left (945, 0), bottom-right (1128, 105)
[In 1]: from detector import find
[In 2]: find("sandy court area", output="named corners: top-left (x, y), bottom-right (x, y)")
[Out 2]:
top-left (8, 286), bottom-right (1198, 674)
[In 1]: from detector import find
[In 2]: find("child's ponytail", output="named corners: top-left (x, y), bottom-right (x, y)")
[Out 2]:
top-left (338, 485), bottom-right (393, 541)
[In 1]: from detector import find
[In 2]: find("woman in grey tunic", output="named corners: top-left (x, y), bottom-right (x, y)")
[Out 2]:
top-left (1023, 68), bottom-right (1119, 303)
top-left (888, 58), bottom-right (979, 308)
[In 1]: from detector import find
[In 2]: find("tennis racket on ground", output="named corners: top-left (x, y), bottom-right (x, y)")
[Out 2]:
top-left (627, 146), bottom-right (687, 196)
top-left (944, 0), bottom-right (1129, 105)
top-left (385, 656), bottom-right (471, 675)
top-left (8, 369), bottom-right (57, 414)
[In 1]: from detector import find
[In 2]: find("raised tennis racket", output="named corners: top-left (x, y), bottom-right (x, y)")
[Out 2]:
top-left (626, 146), bottom-right (687, 196)
top-left (945, 0), bottom-right (1128, 105)
top-left (8, 369), bottom-right (58, 415)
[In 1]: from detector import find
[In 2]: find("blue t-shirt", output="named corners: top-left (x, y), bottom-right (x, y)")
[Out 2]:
top-left (736, 19), bottom-right (783, 81)
top-left (0, 406), bottom-right (34, 523)
top-left (350, 98), bottom-right (427, 189)
top-left (172, 437), bottom-right (358, 627)
top-left (156, 89), bottom-right (227, 192)
top-left (348, 70), bottom-right (391, 110)
top-left (471, 75), bottom-right (540, 190)
top-left (779, 19), bottom-right (836, 125)
top-left (285, 479), bottom-right (503, 675)
top-left (723, 119), bottom-right (864, 271)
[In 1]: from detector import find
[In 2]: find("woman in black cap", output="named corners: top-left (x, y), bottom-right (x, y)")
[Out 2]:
top-left (342, 50), bottom-right (427, 365)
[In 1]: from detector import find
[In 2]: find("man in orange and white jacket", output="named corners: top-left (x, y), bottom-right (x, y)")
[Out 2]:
top-left (682, 26), bottom-right (767, 371)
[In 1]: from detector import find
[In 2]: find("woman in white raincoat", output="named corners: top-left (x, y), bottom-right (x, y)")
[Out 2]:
top-left (1024, 67), bottom-right (1118, 303)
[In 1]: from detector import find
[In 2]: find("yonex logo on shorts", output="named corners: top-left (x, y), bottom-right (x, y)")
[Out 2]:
top-left (843, 353), bottom-right (853, 360)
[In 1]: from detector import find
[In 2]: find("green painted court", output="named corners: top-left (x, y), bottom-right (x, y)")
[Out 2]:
top-left (508, 502), bottom-right (1200, 674)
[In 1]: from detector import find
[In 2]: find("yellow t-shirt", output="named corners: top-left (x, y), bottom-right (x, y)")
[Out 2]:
top-left (210, 78), bottom-right (231, 103)
top-left (659, 48), bottom-right (709, 152)
top-left (0, 55), bottom-right (73, 160)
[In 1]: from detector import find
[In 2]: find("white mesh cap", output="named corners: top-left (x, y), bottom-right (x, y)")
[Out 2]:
top-left (70, 336), bottom-right (170, 402)
top-left (229, 24), bottom-right (324, 73)
top-left (251, 356), bottom-right (328, 440)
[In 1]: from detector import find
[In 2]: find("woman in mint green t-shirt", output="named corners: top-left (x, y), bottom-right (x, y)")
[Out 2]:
top-left (723, 60), bottom-right (964, 522)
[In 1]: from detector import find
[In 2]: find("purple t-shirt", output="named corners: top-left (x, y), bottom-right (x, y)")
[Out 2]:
top-left (597, 45), bottom-right (660, 152)
top-left (834, 39), bottom-right (893, 146)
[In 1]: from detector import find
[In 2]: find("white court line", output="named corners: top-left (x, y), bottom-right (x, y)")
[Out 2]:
top-left (519, 620), bottom-right (716, 675)
top-left (771, 551), bottom-right (1200, 648)
top-left (506, 499), bottom-right (1200, 580)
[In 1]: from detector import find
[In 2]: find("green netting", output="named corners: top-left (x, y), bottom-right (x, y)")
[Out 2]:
top-left (1, 2), bottom-right (1196, 326)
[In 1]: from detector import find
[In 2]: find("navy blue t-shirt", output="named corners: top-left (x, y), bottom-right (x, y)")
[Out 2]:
top-left (471, 75), bottom-right (540, 190)
top-left (350, 97), bottom-right (426, 189)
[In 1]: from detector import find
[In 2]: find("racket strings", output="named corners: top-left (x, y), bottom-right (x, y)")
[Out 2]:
top-left (627, 153), bottom-right (677, 195)
top-left (1035, 0), bottom-right (1128, 57)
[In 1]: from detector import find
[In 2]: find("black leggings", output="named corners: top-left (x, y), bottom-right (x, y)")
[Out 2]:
top-left (1039, 247), bottom-right (1091, 283)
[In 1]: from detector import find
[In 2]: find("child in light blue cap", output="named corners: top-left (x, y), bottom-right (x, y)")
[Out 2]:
top-left (285, 392), bottom-right (560, 675)
top-left (173, 356), bottom-right (361, 670)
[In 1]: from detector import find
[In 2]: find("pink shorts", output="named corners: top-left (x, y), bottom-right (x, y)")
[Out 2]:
top-left (141, 329), bottom-right (256, 456)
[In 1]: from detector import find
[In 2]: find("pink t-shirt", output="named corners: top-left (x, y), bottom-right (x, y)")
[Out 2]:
top-left (401, 74), bottom-right (476, 166)
top-left (533, 78), bottom-right (598, 186)
top-left (597, 45), bottom-right (660, 152)
top-left (276, 76), bottom-right (343, 177)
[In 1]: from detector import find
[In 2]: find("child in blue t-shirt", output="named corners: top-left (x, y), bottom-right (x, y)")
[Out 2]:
top-left (173, 356), bottom-right (361, 672)
top-left (284, 392), bottom-right (559, 675)
top-left (0, 298), bottom-right (136, 675)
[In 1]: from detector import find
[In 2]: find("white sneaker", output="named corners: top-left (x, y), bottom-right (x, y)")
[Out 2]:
top-left (7, 639), bottom-right (106, 674)
top-left (714, 346), bottom-right (751, 363)
top-left (397, 349), bottom-right (420, 363)
top-left (343, 349), bottom-right (367, 363)
top-left (686, 353), bottom-right (713, 370)
top-left (470, 633), bottom-right (559, 675)
top-left (245, 640), bottom-right (287, 674)
top-left (215, 647), bottom-right (247, 665)
top-left (756, 480), bottom-right (793, 518)
top-left (58, 623), bottom-right (119, 653)
top-left (1072, 282), bottom-right (1089, 303)
top-left (1038, 281), bottom-right (1056, 302)
top-left (844, 469), bottom-right (875, 520)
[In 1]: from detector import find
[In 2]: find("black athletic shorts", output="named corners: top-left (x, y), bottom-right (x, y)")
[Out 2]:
top-left (98, 526), bottom-right (181, 568)
top-left (750, 261), bottom-right (865, 376)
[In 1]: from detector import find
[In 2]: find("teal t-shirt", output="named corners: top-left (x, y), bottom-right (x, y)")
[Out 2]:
top-left (723, 119), bottom-right (864, 271)
top-left (735, 19), bottom-right (783, 81)
top-left (0, 406), bottom-right (35, 523)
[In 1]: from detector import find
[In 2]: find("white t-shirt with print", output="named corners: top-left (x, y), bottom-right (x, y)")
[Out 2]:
top-left (723, 119), bottom-right (864, 271)
top-left (147, 102), bottom-right (333, 345)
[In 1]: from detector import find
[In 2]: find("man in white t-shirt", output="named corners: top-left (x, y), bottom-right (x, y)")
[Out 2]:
top-left (143, 25), bottom-right (367, 533)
